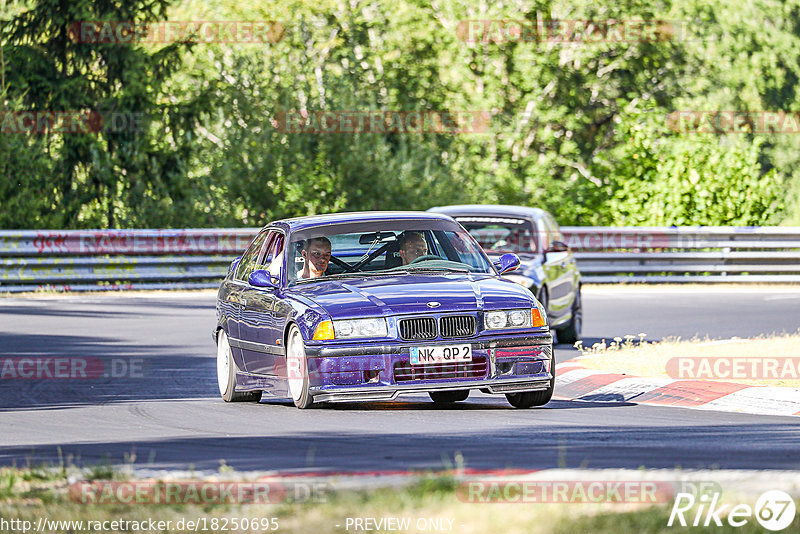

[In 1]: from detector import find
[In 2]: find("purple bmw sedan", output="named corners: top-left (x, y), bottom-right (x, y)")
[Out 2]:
top-left (215, 211), bottom-right (553, 409)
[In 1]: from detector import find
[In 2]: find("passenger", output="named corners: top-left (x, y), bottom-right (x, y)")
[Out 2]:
top-left (398, 232), bottom-right (429, 265)
top-left (298, 237), bottom-right (332, 279)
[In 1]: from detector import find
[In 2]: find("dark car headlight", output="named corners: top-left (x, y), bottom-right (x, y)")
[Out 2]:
top-left (333, 318), bottom-right (388, 339)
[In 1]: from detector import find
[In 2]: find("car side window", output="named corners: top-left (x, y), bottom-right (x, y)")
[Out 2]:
top-left (235, 230), bottom-right (271, 282)
top-left (546, 215), bottom-right (564, 243)
top-left (264, 234), bottom-right (285, 280)
top-left (536, 218), bottom-right (551, 251)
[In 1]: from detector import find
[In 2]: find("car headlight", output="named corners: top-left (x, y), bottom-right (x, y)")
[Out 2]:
top-left (485, 311), bottom-right (509, 329)
top-left (332, 318), bottom-right (388, 339)
top-left (484, 308), bottom-right (546, 330)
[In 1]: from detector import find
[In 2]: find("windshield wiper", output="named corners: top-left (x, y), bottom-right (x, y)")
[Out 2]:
top-left (324, 271), bottom-right (408, 280)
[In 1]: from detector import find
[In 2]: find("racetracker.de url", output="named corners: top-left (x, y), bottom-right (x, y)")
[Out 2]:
top-left (0, 516), bottom-right (279, 532)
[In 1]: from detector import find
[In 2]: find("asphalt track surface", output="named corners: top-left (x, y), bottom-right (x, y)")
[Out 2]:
top-left (1, 287), bottom-right (799, 473)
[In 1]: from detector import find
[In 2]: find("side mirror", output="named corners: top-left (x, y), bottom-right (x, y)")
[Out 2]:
top-left (229, 256), bottom-right (242, 275)
top-left (248, 269), bottom-right (279, 289)
top-left (493, 253), bottom-right (520, 274)
top-left (546, 240), bottom-right (569, 254)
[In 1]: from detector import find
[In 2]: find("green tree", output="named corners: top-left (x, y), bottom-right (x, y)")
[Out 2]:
top-left (594, 99), bottom-right (784, 225)
top-left (1, 0), bottom-right (210, 228)
top-left (189, 0), bottom-right (468, 225)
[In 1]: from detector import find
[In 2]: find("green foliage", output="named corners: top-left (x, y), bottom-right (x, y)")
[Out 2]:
top-left (1, 0), bottom-right (798, 228)
top-left (594, 99), bottom-right (784, 225)
top-left (188, 0), bottom-right (469, 225)
top-left (1, 0), bottom-right (213, 228)
top-left (0, 109), bottom-right (57, 228)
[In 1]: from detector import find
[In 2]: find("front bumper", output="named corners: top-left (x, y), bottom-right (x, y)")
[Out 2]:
top-left (303, 332), bottom-right (553, 403)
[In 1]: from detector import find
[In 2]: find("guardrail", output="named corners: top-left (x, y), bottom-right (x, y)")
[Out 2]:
top-left (0, 229), bottom-right (254, 293)
top-left (564, 226), bottom-right (800, 283)
top-left (1, 227), bottom-right (799, 292)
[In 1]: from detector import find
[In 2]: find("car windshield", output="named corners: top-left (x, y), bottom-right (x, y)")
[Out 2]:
top-left (455, 216), bottom-right (538, 254)
top-left (288, 219), bottom-right (494, 285)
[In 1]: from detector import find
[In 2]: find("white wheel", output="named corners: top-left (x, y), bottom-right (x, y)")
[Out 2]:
top-left (216, 329), bottom-right (261, 402)
top-left (217, 330), bottom-right (233, 396)
top-left (286, 325), bottom-right (312, 408)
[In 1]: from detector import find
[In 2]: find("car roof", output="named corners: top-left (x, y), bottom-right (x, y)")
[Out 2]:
top-left (427, 204), bottom-right (548, 220)
top-left (266, 211), bottom-right (457, 233)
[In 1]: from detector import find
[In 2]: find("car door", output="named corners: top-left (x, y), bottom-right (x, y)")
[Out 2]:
top-left (238, 230), bottom-right (286, 376)
top-left (226, 229), bottom-right (270, 370)
top-left (549, 215), bottom-right (579, 302)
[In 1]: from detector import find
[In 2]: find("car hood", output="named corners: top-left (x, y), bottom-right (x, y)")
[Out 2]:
top-left (287, 273), bottom-right (536, 318)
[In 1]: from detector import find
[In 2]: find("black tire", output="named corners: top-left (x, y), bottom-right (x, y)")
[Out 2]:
top-left (286, 325), bottom-right (313, 409)
top-left (505, 354), bottom-right (555, 408)
top-left (555, 288), bottom-right (582, 345)
top-left (429, 390), bottom-right (470, 403)
top-left (217, 330), bottom-right (262, 402)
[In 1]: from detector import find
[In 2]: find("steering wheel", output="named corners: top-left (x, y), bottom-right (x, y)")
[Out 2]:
top-left (408, 255), bottom-right (441, 265)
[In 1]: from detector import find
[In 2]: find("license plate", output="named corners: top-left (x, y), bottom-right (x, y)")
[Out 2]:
top-left (410, 344), bottom-right (472, 365)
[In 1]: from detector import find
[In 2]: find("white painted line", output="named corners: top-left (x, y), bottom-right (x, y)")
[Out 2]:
top-left (764, 294), bottom-right (800, 301)
top-left (574, 377), bottom-right (675, 402)
top-left (554, 368), bottom-right (605, 386)
top-left (584, 285), bottom-right (800, 295)
top-left (700, 387), bottom-right (800, 417)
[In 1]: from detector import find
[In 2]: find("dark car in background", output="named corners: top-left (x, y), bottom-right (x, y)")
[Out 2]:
top-left (428, 205), bottom-right (582, 344)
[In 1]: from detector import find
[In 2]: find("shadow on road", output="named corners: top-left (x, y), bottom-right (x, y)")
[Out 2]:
top-left (2, 421), bottom-right (799, 473)
top-left (0, 332), bottom-right (215, 411)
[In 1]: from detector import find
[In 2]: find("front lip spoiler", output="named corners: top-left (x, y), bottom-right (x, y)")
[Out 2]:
top-left (311, 377), bottom-right (552, 403)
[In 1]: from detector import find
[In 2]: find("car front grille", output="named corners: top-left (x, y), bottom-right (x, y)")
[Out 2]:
top-left (393, 356), bottom-right (488, 382)
top-left (440, 315), bottom-right (476, 338)
top-left (398, 317), bottom-right (437, 341)
top-left (398, 315), bottom-right (476, 340)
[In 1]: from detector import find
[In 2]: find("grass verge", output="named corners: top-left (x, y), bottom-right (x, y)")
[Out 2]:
top-left (572, 333), bottom-right (800, 387)
top-left (3, 465), bottom-right (800, 533)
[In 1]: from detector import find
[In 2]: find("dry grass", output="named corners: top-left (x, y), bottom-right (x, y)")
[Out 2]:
top-left (5, 466), bottom-right (799, 534)
top-left (0, 468), bottom-right (663, 534)
top-left (571, 333), bottom-right (800, 387)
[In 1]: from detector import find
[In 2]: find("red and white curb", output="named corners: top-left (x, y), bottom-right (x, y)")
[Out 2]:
top-left (555, 361), bottom-right (800, 417)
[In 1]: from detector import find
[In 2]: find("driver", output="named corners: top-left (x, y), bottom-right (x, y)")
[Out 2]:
top-left (398, 232), bottom-right (429, 265)
top-left (298, 237), bottom-right (331, 279)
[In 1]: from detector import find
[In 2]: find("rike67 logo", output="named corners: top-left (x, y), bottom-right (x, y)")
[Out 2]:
top-left (668, 490), bottom-right (796, 531)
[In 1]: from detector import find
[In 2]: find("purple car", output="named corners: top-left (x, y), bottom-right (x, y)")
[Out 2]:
top-left (215, 211), bottom-right (554, 409)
